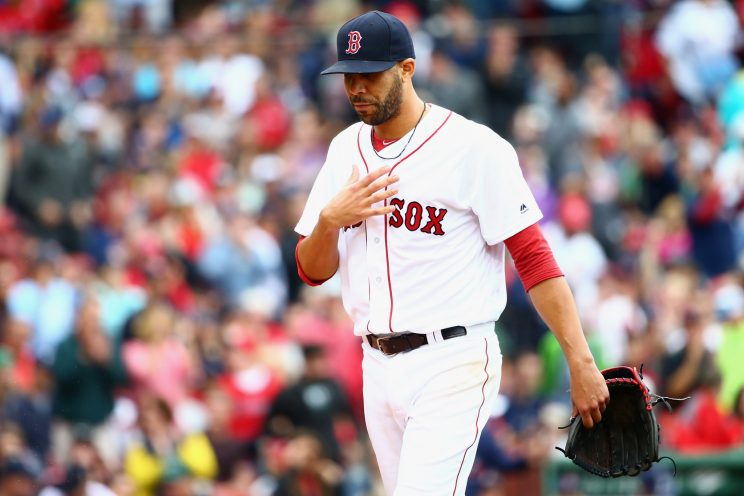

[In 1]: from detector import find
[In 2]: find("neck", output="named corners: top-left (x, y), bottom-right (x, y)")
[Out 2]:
top-left (373, 94), bottom-right (426, 140)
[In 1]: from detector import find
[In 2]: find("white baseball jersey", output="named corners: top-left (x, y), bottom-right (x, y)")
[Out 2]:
top-left (295, 104), bottom-right (542, 335)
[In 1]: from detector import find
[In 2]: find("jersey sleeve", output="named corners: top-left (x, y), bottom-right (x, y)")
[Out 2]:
top-left (294, 139), bottom-right (343, 237)
top-left (467, 128), bottom-right (543, 245)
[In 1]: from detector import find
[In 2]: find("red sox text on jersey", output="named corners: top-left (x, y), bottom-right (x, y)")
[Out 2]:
top-left (344, 197), bottom-right (448, 235)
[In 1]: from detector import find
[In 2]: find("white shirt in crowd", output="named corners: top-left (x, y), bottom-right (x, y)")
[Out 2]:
top-left (655, 0), bottom-right (739, 104)
top-left (200, 53), bottom-right (265, 117)
top-left (0, 52), bottom-right (22, 134)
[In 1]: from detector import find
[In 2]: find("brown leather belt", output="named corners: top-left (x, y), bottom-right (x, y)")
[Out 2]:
top-left (366, 326), bottom-right (467, 356)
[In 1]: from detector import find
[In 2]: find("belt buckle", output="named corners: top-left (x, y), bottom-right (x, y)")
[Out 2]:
top-left (375, 335), bottom-right (398, 356)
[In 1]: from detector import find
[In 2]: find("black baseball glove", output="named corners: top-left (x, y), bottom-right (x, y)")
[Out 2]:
top-left (556, 365), bottom-right (682, 478)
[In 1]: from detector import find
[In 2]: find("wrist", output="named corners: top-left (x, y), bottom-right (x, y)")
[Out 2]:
top-left (567, 353), bottom-right (597, 370)
top-left (318, 208), bottom-right (341, 231)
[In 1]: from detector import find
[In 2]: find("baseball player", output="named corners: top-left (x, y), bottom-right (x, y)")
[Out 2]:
top-left (295, 10), bottom-right (609, 495)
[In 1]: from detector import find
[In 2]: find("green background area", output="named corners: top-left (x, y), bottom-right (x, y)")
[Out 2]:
top-left (543, 448), bottom-right (744, 495)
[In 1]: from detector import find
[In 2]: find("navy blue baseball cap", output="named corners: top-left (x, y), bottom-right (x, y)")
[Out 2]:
top-left (321, 11), bottom-right (415, 75)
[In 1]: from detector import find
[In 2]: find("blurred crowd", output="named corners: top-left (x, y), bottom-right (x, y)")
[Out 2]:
top-left (0, 0), bottom-right (744, 495)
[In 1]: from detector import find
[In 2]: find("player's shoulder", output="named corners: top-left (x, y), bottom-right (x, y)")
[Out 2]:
top-left (446, 109), bottom-right (513, 154)
top-left (329, 121), bottom-right (365, 149)
top-left (319, 122), bottom-right (365, 173)
top-left (437, 106), bottom-right (507, 144)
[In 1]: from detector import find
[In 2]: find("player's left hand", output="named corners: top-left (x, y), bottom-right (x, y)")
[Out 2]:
top-left (568, 363), bottom-right (609, 429)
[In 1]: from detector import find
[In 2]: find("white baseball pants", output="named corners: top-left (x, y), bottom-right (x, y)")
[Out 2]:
top-left (362, 322), bottom-right (502, 496)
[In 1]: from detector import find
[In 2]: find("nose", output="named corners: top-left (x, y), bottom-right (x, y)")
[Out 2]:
top-left (345, 74), bottom-right (366, 95)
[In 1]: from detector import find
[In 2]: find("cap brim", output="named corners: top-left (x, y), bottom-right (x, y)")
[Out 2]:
top-left (320, 59), bottom-right (397, 75)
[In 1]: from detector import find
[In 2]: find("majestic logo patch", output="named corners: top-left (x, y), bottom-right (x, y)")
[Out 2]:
top-left (345, 31), bottom-right (363, 54)
top-left (519, 204), bottom-right (528, 213)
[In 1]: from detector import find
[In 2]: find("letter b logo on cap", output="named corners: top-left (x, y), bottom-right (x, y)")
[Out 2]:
top-left (321, 11), bottom-right (415, 75)
top-left (345, 31), bottom-right (363, 54)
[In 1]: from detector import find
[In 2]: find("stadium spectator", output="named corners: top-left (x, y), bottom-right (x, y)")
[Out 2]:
top-left (0, 358), bottom-right (54, 464)
top-left (480, 23), bottom-right (529, 139)
top-left (11, 107), bottom-right (95, 252)
top-left (274, 430), bottom-right (344, 496)
top-left (122, 302), bottom-right (199, 410)
top-left (715, 279), bottom-right (744, 411)
top-left (6, 246), bottom-right (79, 365)
top-left (421, 48), bottom-right (487, 123)
top-left (0, 47), bottom-right (21, 202)
top-left (0, 456), bottom-right (38, 496)
top-left (655, 0), bottom-right (740, 105)
top-left (123, 394), bottom-right (218, 496)
top-left (202, 382), bottom-right (255, 484)
top-left (51, 298), bottom-right (128, 469)
top-left (266, 344), bottom-right (355, 463)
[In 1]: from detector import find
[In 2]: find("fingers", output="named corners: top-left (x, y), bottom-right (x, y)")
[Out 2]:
top-left (339, 165), bottom-right (400, 222)
top-left (578, 399), bottom-right (608, 429)
top-left (579, 408), bottom-right (595, 429)
top-left (367, 205), bottom-right (396, 217)
top-left (574, 402), bottom-right (590, 428)
top-left (591, 406), bottom-right (602, 426)
top-left (351, 165), bottom-right (399, 201)
top-left (366, 174), bottom-right (399, 196)
top-left (357, 165), bottom-right (394, 188)
top-left (368, 188), bottom-right (398, 204)
top-left (571, 368), bottom-right (610, 429)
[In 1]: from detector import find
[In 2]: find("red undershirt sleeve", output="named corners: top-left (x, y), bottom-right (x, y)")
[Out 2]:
top-left (295, 236), bottom-right (331, 286)
top-left (503, 223), bottom-right (564, 292)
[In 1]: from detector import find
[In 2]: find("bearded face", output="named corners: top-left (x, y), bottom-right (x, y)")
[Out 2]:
top-left (345, 68), bottom-right (404, 126)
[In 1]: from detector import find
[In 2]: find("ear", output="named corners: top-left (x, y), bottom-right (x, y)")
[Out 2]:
top-left (399, 58), bottom-right (416, 82)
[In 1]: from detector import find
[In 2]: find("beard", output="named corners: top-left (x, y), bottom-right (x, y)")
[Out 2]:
top-left (350, 74), bottom-right (403, 126)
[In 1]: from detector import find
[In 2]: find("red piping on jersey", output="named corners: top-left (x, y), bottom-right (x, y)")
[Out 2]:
top-left (364, 221), bottom-right (372, 335)
top-left (356, 124), bottom-right (373, 334)
top-left (382, 110), bottom-right (453, 332)
top-left (453, 337), bottom-right (490, 495)
top-left (295, 236), bottom-right (331, 286)
top-left (356, 123), bottom-right (370, 174)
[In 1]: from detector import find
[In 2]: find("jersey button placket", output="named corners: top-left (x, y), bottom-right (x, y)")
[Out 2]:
top-left (366, 215), bottom-right (389, 331)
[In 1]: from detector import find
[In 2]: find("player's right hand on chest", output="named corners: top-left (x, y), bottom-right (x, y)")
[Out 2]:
top-left (320, 165), bottom-right (400, 229)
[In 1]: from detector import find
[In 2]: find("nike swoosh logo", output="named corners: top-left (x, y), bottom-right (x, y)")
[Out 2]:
top-left (382, 140), bottom-right (397, 145)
